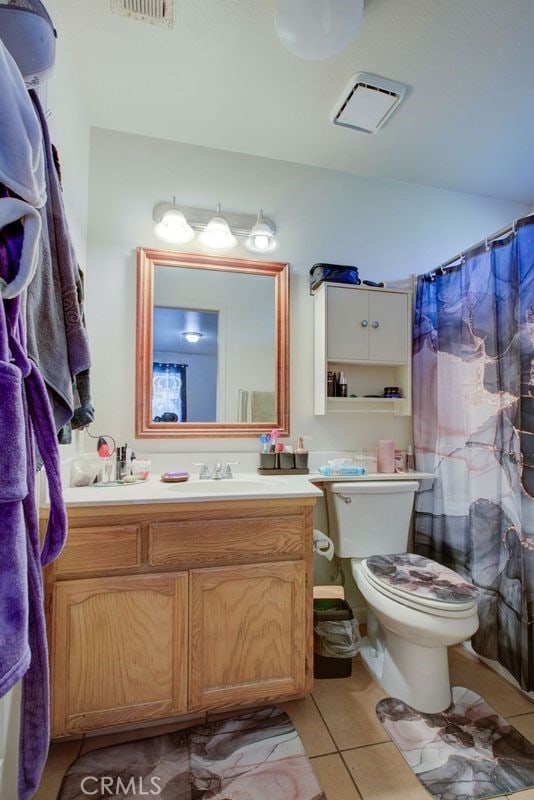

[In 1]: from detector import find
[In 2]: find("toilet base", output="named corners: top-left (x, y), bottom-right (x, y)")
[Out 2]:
top-left (360, 628), bottom-right (452, 713)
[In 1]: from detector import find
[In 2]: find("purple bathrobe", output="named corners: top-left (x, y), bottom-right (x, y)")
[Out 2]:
top-left (0, 209), bottom-right (68, 798)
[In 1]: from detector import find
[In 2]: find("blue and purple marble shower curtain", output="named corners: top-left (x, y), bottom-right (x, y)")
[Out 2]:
top-left (413, 217), bottom-right (534, 691)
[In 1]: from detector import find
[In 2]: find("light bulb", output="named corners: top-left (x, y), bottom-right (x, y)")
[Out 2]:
top-left (246, 210), bottom-right (277, 252)
top-left (199, 208), bottom-right (237, 250)
top-left (154, 208), bottom-right (195, 244)
top-left (251, 235), bottom-right (271, 251)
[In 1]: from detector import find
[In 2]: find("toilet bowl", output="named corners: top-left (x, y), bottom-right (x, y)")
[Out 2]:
top-left (353, 556), bottom-right (478, 712)
top-left (324, 481), bottom-right (479, 713)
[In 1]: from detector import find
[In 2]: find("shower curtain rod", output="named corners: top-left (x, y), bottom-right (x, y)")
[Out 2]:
top-left (439, 212), bottom-right (534, 270)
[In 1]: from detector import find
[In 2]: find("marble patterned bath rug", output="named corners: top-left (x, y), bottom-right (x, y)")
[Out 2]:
top-left (377, 686), bottom-right (534, 800)
top-left (57, 707), bottom-right (326, 800)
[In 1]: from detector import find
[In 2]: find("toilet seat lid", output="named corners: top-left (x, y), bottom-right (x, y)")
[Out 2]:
top-left (364, 553), bottom-right (478, 608)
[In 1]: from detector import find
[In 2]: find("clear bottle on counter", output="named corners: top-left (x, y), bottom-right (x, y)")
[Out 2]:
top-left (406, 445), bottom-right (415, 472)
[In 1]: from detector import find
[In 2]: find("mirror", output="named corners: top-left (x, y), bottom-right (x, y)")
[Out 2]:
top-left (136, 248), bottom-right (289, 437)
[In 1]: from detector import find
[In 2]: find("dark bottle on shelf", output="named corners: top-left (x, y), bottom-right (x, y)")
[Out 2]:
top-left (327, 371), bottom-right (334, 397)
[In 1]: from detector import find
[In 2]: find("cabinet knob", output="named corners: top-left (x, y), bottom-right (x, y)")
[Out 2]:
top-left (361, 320), bottom-right (368, 327)
top-left (371, 321), bottom-right (380, 328)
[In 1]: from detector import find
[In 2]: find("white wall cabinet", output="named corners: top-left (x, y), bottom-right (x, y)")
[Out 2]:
top-left (314, 283), bottom-right (412, 415)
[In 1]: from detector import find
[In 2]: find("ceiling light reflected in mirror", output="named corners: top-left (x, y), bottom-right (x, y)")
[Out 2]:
top-left (183, 331), bottom-right (203, 343)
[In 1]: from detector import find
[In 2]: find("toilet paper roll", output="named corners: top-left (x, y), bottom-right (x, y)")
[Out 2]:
top-left (313, 529), bottom-right (335, 561)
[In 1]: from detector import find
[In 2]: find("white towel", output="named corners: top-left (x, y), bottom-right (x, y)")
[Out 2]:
top-left (0, 39), bottom-right (46, 208)
top-left (0, 197), bottom-right (41, 299)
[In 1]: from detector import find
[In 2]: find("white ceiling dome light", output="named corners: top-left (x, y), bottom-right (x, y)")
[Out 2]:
top-left (183, 332), bottom-right (203, 344)
top-left (246, 210), bottom-right (277, 252)
top-left (275, 0), bottom-right (364, 61)
top-left (199, 204), bottom-right (237, 250)
top-left (154, 203), bottom-right (195, 244)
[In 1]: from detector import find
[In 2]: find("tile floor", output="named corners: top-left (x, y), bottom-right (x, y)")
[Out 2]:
top-left (35, 645), bottom-right (534, 800)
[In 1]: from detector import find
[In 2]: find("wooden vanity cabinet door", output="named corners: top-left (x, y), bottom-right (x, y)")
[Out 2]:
top-left (189, 561), bottom-right (307, 711)
top-left (51, 573), bottom-right (188, 735)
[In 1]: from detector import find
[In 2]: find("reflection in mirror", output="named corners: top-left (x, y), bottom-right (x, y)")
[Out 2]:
top-left (152, 266), bottom-right (276, 424)
top-left (153, 306), bottom-right (219, 422)
top-left (136, 249), bottom-right (289, 438)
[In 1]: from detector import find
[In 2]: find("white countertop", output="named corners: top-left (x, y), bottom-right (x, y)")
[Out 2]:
top-left (56, 471), bottom-right (435, 508)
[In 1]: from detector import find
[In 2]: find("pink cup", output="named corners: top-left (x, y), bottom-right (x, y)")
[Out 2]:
top-left (377, 440), bottom-right (395, 473)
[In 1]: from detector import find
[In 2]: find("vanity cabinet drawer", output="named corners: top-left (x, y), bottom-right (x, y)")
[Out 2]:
top-left (149, 515), bottom-right (304, 567)
top-left (55, 526), bottom-right (142, 576)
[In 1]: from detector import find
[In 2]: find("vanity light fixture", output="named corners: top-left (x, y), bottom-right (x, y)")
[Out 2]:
top-left (152, 201), bottom-right (277, 252)
top-left (199, 204), bottom-right (237, 250)
top-left (153, 198), bottom-right (195, 244)
top-left (183, 332), bottom-right (203, 343)
top-left (246, 210), bottom-right (277, 253)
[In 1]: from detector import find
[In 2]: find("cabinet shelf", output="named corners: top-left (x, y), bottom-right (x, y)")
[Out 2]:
top-left (326, 396), bottom-right (410, 414)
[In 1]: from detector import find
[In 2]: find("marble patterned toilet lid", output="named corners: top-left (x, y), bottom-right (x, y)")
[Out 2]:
top-left (365, 553), bottom-right (478, 604)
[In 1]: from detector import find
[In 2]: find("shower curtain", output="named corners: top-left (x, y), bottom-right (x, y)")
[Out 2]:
top-left (413, 216), bottom-right (534, 691)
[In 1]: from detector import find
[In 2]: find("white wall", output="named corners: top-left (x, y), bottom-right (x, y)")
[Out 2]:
top-left (44, 0), bottom-right (90, 264)
top-left (86, 127), bottom-right (527, 454)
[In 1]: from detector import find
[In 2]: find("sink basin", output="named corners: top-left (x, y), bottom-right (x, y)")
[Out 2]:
top-left (168, 479), bottom-right (278, 494)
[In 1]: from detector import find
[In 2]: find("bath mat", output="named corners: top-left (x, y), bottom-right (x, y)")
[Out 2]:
top-left (57, 707), bottom-right (326, 800)
top-left (377, 686), bottom-right (534, 800)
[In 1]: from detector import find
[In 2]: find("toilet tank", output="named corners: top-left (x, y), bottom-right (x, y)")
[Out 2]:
top-left (325, 481), bottom-right (419, 558)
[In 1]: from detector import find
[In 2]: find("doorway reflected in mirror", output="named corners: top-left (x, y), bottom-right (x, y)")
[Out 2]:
top-left (153, 307), bottom-right (218, 422)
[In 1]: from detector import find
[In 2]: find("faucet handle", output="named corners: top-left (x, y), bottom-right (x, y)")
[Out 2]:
top-left (222, 461), bottom-right (239, 479)
top-left (193, 462), bottom-right (211, 480)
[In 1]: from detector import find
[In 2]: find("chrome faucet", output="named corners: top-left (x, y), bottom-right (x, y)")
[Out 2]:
top-left (212, 462), bottom-right (224, 480)
top-left (194, 461), bottom-right (239, 480)
top-left (194, 463), bottom-right (211, 480)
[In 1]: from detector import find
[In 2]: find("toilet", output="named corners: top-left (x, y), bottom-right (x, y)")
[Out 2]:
top-left (325, 481), bottom-right (479, 713)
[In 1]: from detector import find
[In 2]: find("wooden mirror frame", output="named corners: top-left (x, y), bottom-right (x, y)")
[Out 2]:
top-left (136, 248), bottom-right (290, 438)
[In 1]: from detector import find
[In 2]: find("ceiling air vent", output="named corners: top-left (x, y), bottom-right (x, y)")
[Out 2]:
top-left (110, 0), bottom-right (173, 28)
top-left (331, 72), bottom-right (407, 134)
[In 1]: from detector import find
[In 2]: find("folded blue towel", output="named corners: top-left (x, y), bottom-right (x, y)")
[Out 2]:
top-left (318, 465), bottom-right (366, 476)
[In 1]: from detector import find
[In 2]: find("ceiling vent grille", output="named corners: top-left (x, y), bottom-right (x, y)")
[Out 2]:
top-left (331, 73), bottom-right (407, 134)
top-left (110, 0), bottom-right (173, 28)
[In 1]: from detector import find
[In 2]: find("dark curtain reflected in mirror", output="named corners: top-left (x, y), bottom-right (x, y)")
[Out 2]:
top-left (152, 362), bottom-right (187, 421)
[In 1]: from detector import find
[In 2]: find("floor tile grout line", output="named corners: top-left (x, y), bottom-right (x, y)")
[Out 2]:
top-left (310, 691), bottom-right (342, 754)
top-left (338, 747), bottom-right (365, 799)
top-left (338, 737), bottom-right (391, 752)
top-left (311, 686), bottom-right (386, 798)
top-left (506, 709), bottom-right (534, 719)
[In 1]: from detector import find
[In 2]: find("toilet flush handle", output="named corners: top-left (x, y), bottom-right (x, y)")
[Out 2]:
top-left (335, 492), bottom-right (352, 504)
